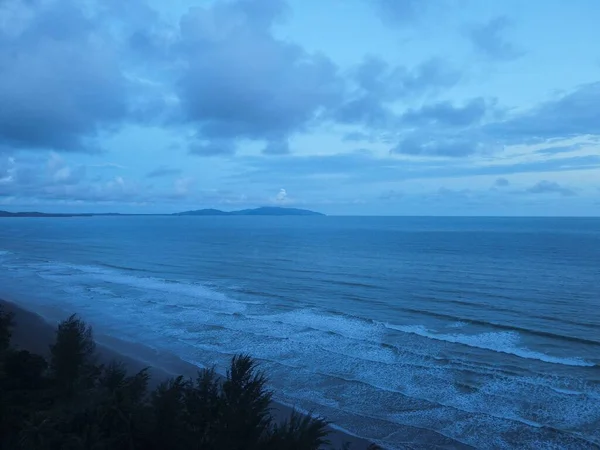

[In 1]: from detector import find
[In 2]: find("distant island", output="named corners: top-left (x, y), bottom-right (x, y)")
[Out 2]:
top-left (174, 207), bottom-right (325, 216)
top-left (0, 207), bottom-right (325, 218)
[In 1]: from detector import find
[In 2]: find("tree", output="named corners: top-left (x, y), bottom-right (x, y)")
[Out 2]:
top-left (96, 361), bottom-right (150, 450)
top-left (18, 411), bottom-right (60, 450)
top-left (0, 349), bottom-right (50, 448)
top-left (268, 411), bottom-right (330, 450)
top-left (4, 350), bottom-right (48, 390)
top-left (181, 367), bottom-right (222, 449)
top-left (220, 354), bottom-right (273, 449)
top-left (0, 305), bottom-right (14, 352)
top-left (49, 315), bottom-right (97, 397)
top-left (1, 312), bottom-right (339, 450)
top-left (147, 376), bottom-right (188, 450)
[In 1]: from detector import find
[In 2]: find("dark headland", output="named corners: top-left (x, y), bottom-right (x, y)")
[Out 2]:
top-left (0, 207), bottom-right (325, 218)
top-left (175, 207), bottom-right (325, 216)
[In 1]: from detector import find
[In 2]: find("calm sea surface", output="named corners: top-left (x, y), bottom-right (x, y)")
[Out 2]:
top-left (1, 216), bottom-right (599, 449)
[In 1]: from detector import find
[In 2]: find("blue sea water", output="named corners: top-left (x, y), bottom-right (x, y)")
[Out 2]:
top-left (1, 216), bottom-right (599, 449)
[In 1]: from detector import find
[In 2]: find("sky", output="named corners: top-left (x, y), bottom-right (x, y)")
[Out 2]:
top-left (1, 0), bottom-right (600, 215)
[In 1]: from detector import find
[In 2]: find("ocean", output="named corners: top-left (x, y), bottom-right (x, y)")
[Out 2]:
top-left (0, 216), bottom-right (599, 449)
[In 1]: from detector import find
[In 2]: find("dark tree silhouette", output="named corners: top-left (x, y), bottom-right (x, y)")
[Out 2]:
top-left (0, 305), bottom-right (14, 353)
top-left (181, 367), bottom-right (222, 448)
top-left (49, 314), bottom-right (97, 397)
top-left (221, 354), bottom-right (273, 449)
top-left (147, 376), bottom-right (188, 449)
top-left (0, 312), bottom-right (362, 450)
top-left (96, 361), bottom-right (150, 449)
top-left (4, 350), bottom-right (48, 389)
top-left (269, 411), bottom-right (330, 450)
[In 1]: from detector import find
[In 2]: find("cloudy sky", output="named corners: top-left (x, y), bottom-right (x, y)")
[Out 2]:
top-left (1, 0), bottom-right (599, 215)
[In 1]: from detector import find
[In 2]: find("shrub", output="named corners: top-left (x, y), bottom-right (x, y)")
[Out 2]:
top-left (0, 305), bottom-right (14, 352)
top-left (1, 313), bottom-right (356, 450)
top-left (49, 314), bottom-right (97, 397)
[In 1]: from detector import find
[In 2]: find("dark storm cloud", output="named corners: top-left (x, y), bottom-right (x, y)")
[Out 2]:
top-left (2, 0), bottom-right (598, 174)
top-left (466, 16), bottom-right (524, 61)
top-left (486, 82), bottom-right (600, 143)
top-left (334, 97), bottom-right (394, 129)
top-left (176, 0), bottom-right (342, 155)
top-left (359, 56), bottom-right (460, 100)
top-left (387, 80), bottom-right (600, 158)
top-left (386, 98), bottom-right (494, 157)
top-left (524, 180), bottom-right (576, 197)
top-left (494, 178), bottom-right (510, 187)
top-left (334, 56), bottom-right (461, 129)
top-left (0, 0), bottom-right (129, 152)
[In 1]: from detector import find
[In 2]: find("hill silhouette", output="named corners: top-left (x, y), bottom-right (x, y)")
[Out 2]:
top-left (174, 207), bottom-right (324, 216)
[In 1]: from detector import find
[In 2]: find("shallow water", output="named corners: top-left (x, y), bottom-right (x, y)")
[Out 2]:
top-left (1, 216), bottom-right (599, 448)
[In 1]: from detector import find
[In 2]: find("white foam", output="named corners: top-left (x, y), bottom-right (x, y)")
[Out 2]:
top-left (88, 286), bottom-right (114, 296)
top-left (35, 262), bottom-right (246, 314)
top-left (256, 309), bottom-right (384, 341)
top-left (4, 258), bottom-right (600, 448)
top-left (386, 324), bottom-right (595, 367)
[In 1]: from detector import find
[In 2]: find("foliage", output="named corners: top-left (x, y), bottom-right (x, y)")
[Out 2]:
top-left (49, 314), bottom-right (97, 397)
top-left (0, 312), bottom-right (360, 450)
top-left (0, 305), bottom-right (14, 352)
top-left (269, 411), bottom-right (330, 450)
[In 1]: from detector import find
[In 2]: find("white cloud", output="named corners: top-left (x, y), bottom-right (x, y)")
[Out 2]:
top-left (275, 188), bottom-right (289, 204)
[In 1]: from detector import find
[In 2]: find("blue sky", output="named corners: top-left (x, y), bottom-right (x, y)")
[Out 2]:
top-left (1, 0), bottom-right (599, 215)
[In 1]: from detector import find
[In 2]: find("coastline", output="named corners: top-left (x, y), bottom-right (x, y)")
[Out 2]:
top-left (1, 297), bottom-right (375, 450)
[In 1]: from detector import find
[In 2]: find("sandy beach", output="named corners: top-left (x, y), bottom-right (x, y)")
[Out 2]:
top-left (1, 297), bottom-right (375, 450)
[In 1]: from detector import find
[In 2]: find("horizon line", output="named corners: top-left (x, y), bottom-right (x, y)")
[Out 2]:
top-left (1, 210), bottom-right (600, 219)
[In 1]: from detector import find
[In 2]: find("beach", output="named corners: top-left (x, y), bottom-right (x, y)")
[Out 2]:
top-left (1, 297), bottom-right (377, 450)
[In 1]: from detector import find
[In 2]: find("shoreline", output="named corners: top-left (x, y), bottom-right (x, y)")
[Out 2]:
top-left (1, 297), bottom-right (375, 450)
